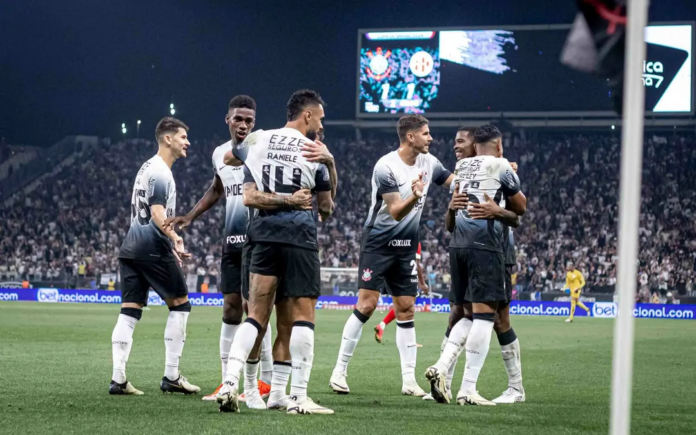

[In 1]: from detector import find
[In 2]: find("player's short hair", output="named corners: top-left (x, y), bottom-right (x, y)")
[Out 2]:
top-left (397, 114), bottom-right (429, 142)
top-left (286, 89), bottom-right (326, 121)
top-left (474, 124), bottom-right (502, 145)
top-left (457, 126), bottom-right (478, 136)
top-left (229, 95), bottom-right (256, 111)
top-left (155, 117), bottom-right (188, 142)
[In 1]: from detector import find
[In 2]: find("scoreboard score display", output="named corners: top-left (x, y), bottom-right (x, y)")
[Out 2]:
top-left (357, 24), bottom-right (693, 117)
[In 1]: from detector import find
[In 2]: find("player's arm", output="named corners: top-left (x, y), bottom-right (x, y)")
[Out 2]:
top-left (384, 189), bottom-right (419, 222)
top-left (164, 174), bottom-right (224, 231)
top-left (151, 204), bottom-right (191, 262)
top-left (243, 183), bottom-right (312, 211)
top-left (314, 163), bottom-right (334, 221)
top-left (302, 140), bottom-right (337, 199)
top-left (500, 161), bottom-right (526, 216)
top-left (446, 181), bottom-right (468, 233)
top-left (316, 190), bottom-right (334, 222)
top-left (241, 165), bottom-right (312, 211)
top-left (468, 193), bottom-right (520, 227)
top-left (578, 271), bottom-right (586, 289)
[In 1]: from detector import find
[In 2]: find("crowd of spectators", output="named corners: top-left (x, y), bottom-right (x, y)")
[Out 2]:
top-left (1, 131), bottom-right (694, 299)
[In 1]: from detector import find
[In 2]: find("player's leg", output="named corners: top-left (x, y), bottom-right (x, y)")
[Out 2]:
top-left (457, 249), bottom-right (505, 406)
top-left (142, 260), bottom-right (200, 394)
top-left (426, 249), bottom-right (472, 403)
top-left (109, 259), bottom-right (145, 395)
top-left (218, 242), bottom-right (278, 412)
top-left (330, 252), bottom-right (388, 394)
top-left (267, 296), bottom-right (293, 410)
top-left (259, 325), bottom-right (273, 388)
top-left (393, 294), bottom-right (426, 397)
top-left (281, 246), bottom-right (332, 415)
top-left (566, 297), bottom-right (578, 322)
top-left (492, 303), bottom-right (525, 403)
top-left (576, 298), bottom-right (590, 314)
top-left (374, 305), bottom-right (395, 344)
top-left (204, 252), bottom-right (244, 400)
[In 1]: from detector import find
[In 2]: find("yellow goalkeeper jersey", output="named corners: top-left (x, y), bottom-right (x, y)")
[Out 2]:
top-left (566, 270), bottom-right (585, 297)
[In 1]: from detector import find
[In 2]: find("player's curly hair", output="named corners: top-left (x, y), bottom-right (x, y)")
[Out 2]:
top-left (286, 89), bottom-right (326, 121)
top-left (229, 95), bottom-right (256, 111)
top-left (474, 124), bottom-right (502, 144)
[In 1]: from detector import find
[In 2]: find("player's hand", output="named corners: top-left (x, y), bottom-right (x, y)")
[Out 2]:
top-left (164, 215), bottom-right (191, 232)
top-left (287, 189), bottom-right (313, 210)
top-left (412, 173), bottom-right (424, 198)
top-left (449, 182), bottom-right (468, 210)
top-left (510, 162), bottom-right (518, 173)
top-left (173, 236), bottom-right (192, 264)
top-left (419, 281), bottom-right (430, 295)
top-left (468, 193), bottom-right (503, 220)
top-left (301, 140), bottom-right (334, 164)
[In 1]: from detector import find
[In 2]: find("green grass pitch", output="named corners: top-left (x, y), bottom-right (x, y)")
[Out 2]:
top-left (1, 302), bottom-right (694, 435)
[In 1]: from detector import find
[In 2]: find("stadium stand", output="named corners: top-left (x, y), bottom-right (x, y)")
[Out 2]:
top-left (0, 132), bottom-right (694, 302)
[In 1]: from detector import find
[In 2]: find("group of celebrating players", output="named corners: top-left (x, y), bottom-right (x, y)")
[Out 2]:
top-left (108, 88), bottom-right (527, 416)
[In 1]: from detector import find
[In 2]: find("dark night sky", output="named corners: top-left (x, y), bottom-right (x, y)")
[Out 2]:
top-left (0, 0), bottom-right (693, 145)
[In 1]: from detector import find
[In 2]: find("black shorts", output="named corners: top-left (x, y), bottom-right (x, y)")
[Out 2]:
top-left (249, 242), bottom-right (320, 300)
top-left (119, 258), bottom-right (188, 306)
top-left (504, 265), bottom-right (513, 301)
top-left (241, 244), bottom-right (252, 300)
top-left (220, 251), bottom-right (242, 295)
top-left (450, 248), bottom-right (507, 304)
top-left (358, 251), bottom-right (418, 297)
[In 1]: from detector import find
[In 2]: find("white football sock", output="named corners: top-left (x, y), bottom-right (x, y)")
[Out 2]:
top-left (260, 327), bottom-right (273, 385)
top-left (501, 339), bottom-right (523, 391)
top-left (460, 318), bottom-right (494, 395)
top-left (220, 322), bottom-right (240, 383)
top-left (396, 320), bottom-right (417, 384)
top-left (112, 313), bottom-right (139, 384)
top-left (269, 361), bottom-right (292, 400)
top-left (289, 323), bottom-right (315, 403)
top-left (164, 310), bottom-right (189, 381)
top-left (224, 321), bottom-right (260, 389)
top-left (334, 311), bottom-right (366, 375)
top-left (435, 318), bottom-right (473, 374)
top-left (244, 359), bottom-right (259, 393)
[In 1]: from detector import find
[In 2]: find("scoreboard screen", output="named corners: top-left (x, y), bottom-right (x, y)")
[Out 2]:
top-left (357, 24), bottom-right (693, 116)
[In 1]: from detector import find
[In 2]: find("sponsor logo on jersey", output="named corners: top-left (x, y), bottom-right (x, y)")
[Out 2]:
top-left (388, 239), bottom-right (412, 247)
top-left (37, 288), bottom-right (59, 303)
top-left (226, 235), bottom-right (247, 244)
top-left (362, 268), bottom-right (373, 282)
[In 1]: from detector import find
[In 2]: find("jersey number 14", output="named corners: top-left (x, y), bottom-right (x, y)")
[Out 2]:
top-left (262, 164), bottom-right (301, 194)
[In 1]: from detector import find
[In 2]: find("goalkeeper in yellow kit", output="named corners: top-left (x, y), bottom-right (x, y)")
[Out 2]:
top-left (564, 262), bottom-right (590, 322)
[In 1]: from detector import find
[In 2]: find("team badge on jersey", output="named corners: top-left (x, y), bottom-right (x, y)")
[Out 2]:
top-left (362, 268), bottom-right (373, 282)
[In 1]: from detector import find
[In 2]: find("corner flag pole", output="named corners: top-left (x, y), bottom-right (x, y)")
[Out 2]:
top-left (610, 0), bottom-right (649, 434)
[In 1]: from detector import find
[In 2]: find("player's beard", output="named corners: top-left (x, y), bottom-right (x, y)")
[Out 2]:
top-left (305, 129), bottom-right (317, 141)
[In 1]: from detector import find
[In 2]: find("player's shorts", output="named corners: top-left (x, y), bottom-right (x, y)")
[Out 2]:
top-left (449, 248), bottom-right (507, 304)
top-left (504, 265), bottom-right (513, 302)
top-left (119, 258), bottom-right (188, 306)
top-left (358, 251), bottom-right (418, 297)
top-left (220, 251), bottom-right (242, 295)
top-left (241, 244), bottom-right (252, 300)
top-left (249, 242), bottom-right (320, 300)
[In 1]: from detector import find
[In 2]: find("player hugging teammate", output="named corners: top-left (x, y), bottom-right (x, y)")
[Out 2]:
top-left (425, 124), bottom-right (527, 406)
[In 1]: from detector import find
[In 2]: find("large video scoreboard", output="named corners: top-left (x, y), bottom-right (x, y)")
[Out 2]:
top-left (357, 24), bottom-right (693, 117)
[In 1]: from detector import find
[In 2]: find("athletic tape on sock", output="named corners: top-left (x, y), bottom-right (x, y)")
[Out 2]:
top-left (169, 301), bottom-right (191, 312)
top-left (497, 328), bottom-right (518, 346)
top-left (120, 307), bottom-right (143, 320)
